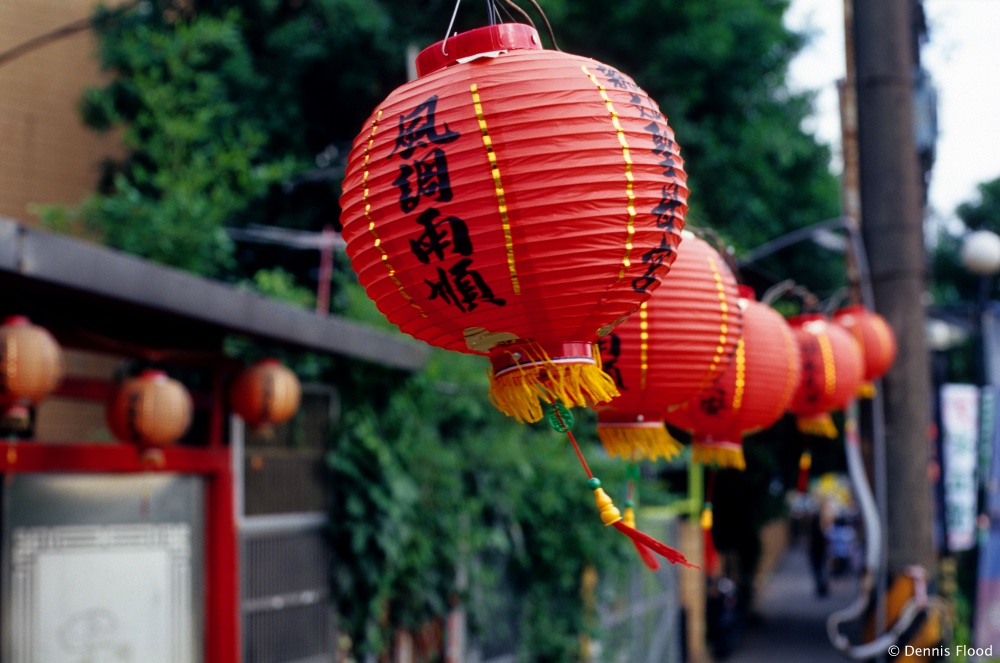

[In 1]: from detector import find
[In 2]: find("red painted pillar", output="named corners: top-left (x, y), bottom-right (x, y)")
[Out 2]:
top-left (204, 457), bottom-right (240, 662)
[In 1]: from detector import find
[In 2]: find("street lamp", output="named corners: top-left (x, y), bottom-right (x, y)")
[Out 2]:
top-left (961, 230), bottom-right (1000, 386)
top-left (961, 230), bottom-right (1000, 279)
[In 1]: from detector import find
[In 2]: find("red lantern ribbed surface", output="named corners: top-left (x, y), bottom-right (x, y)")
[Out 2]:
top-left (665, 291), bottom-right (801, 469)
top-left (787, 314), bottom-right (864, 438)
top-left (230, 358), bottom-right (302, 428)
top-left (340, 24), bottom-right (688, 423)
top-left (0, 315), bottom-right (63, 426)
top-left (595, 233), bottom-right (742, 460)
top-left (832, 304), bottom-right (897, 397)
top-left (107, 370), bottom-right (193, 446)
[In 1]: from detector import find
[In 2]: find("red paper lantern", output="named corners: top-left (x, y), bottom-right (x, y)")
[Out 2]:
top-left (230, 358), bottom-right (302, 428)
top-left (340, 24), bottom-right (688, 423)
top-left (0, 315), bottom-right (63, 427)
top-left (665, 288), bottom-right (802, 469)
top-left (595, 233), bottom-right (742, 460)
top-left (107, 369), bottom-right (193, 446)
top-left (787, 314), bottom-right (864, 438)
top-left (832, 304), bottom-right (897, 397)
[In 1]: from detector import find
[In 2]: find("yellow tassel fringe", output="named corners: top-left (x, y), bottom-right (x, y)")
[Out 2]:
top-left (598, 423), bottom-right (683, 461)
top-left (692, 443), bottom-right (746, 470)
top-left (857, 381), bottom-right (876, 399)
top-left (797, 414), bottom-right (839, 439)
top-left (488, 353), bottom-right (620, 424)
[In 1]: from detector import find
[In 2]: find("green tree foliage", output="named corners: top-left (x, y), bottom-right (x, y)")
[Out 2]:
top-left (930, 177), bottom-right (1000, 305)
top-left (48, 9), bottom-right (299, 275)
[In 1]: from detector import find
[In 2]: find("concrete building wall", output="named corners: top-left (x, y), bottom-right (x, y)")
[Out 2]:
top-left (0, 0), bottom-right (123, 224)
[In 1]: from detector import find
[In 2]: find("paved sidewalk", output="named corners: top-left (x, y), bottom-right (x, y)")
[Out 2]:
top-left (724, 543), bottom-right (860, 662)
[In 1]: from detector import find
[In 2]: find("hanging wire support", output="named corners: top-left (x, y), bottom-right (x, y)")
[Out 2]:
top-left (691, 225), bottom-right (740, 280)
top-left (442, 0), bottom-right (464, 55)
top-left (522, 0), bottom-right (561, 50)
top-left (500, 0), bottom-right (537, 31)
top-left (486, 0), bottom-right (496, 25)
top-left (760, 279), bottom-right (820, 312)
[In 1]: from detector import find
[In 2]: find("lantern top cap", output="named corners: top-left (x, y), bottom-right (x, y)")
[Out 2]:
top-left (737, 285), bottom-right (756, 300)
top-left (138, 369), bottom-right (169, 381)
top-left (416, 23), bottom-right (542, 77)
top-left (787, 312), bottom-right (826, 326)
top-left (2, 315), bottom-right (31, 327)
top-left (833, 303), bottom-right (867, 317)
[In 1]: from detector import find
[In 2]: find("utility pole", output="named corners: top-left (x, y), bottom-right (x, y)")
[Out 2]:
top-left (854, 0), bottom-right (935, 577)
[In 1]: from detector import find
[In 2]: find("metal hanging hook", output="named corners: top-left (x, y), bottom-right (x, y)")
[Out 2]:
top-left (442, 0), bottom-right (463, 55)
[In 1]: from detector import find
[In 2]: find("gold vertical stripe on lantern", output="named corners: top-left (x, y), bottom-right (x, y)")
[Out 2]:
top-left (732, 338), bottom-right (746, 411)
top-left (471, 83), bottom-right (520, 294)
top-left (639, 302), bottom-right (649, 390)
top-left (581, 65), bottom-right (636, 279)
top-left (817, 331), bottom-right (836, 396)
top-left (362, 109), bottom-right (426, 318)
top-left (709, 256), bottom-right (730, 378)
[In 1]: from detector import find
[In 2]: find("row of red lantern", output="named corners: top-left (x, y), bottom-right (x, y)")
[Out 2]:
top-left (0, 316), bottom-right (301, 444)
top-left (337, 21), bottom-right (898, 447)
top-left (337, 22), bottom-right (899, 569)
top-left (107, 359), bottom-right (302, 445)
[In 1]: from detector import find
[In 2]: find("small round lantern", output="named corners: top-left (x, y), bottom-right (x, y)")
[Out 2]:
top-left (832, 304), bottom-right (897, 397)
top-left (0, 315), bottom-right (64, 428)
top-left (787, 314), bottom-right (864, 438)
top-left (339, 23), bottom-right (689, 424)
top-left (665, 288), bottom-right (802, 469)
top-left (107, 370), bottom-right (193, 446)
top-left (230, 359), bottom-right (301, 428)
top-left (595, 232), bottom-right (742, 460)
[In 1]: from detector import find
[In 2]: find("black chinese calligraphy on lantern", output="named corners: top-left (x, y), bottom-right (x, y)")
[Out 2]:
top-left (389, 95), bottom-right (506, 314)
top-left (594, 66), bottom-right (685, 296)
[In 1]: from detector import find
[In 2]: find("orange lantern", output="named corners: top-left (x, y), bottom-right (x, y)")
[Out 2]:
top-left (339, 23), bottom-right (688, 424)
top-left (596, 232), bottom-right (742, 460)
top-left (787, 314), bottom-right (864, 438)
top-left (230, 358), bottom-right (301, 428)
top-left (107, 369), bottom-right (193, 446)
top-left (832, 304), bottom-right (897, 397)
top-left (665, 288), bottom-right (802, 469)
top-left (0, 315), bottom-right (64, 427)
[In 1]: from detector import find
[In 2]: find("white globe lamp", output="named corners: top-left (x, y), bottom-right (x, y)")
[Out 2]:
top-left (960, 229), bottom-right (1000, 277)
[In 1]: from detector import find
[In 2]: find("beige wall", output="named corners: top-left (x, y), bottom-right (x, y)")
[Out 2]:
top-left (0, 0), bottom-right (123, 224)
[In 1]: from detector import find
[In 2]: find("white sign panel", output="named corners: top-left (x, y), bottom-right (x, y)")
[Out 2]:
top-left (10, 523), bottom-right (193, 663)
top-left (942, 383), bottom-right (981, 552)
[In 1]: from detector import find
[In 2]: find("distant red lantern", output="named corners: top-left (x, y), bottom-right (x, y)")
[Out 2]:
top-left (230, 359), bottom-right (301, 428)
top-left (595, 233), bottom-right (742, 460)
top-left (832, 304), bottom-right (897, 397)
top-left (787, 314), bottom-right (865, 438)
top-left (107, 370), bottom-right (193, 446)
top-left (339, 23), bottom-right (689, 424)
top-left (0, 315), bottom-right (63, 427)
top-left (665, 288), bottom-right (802, 469)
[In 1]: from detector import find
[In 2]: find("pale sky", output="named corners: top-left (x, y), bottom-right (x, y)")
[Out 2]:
top-left (785, 0), bottom-right (1000, 227)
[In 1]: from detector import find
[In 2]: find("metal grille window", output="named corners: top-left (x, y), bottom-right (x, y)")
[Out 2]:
top-left (241, 524), bottom-right (334, 663)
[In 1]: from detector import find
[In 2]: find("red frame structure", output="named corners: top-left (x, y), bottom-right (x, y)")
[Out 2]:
top-left (1, 375), bottom-right (241, 663)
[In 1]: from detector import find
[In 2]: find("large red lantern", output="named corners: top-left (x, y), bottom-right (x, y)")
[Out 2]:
top-left (230, 359), bottom-right (302, 428)
top-left (107, 370), bottom-right (193, 446)
top-left (339, 23), bottom-right (688, 424)
top-left (595, 232), bottom-right (742, 460)
top-left (787, 314), bottom-right (864, 438)
top-left (832, 304), bottom-right (897, 397)
top-left (0, 315), bottom-right (63, 428)
top-left (665, 288), bottom-right (802, 469)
